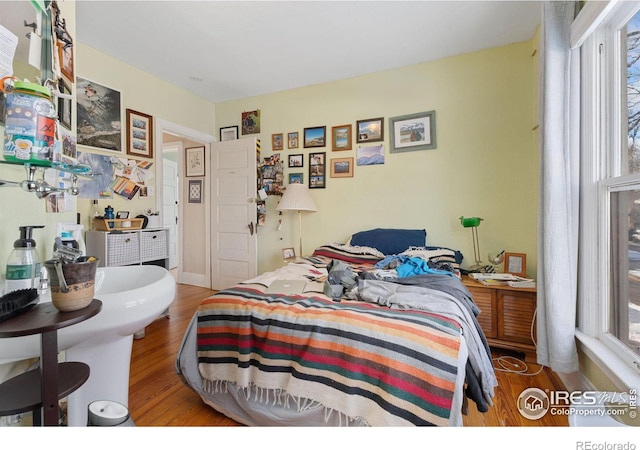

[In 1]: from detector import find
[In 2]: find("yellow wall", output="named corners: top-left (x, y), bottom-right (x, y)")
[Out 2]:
top-left (216, 40), bottom-right (539, 275)
top-left (0, 35), bottom-right (217, 271)
top-left (0, 0), bottom-right (538, 284)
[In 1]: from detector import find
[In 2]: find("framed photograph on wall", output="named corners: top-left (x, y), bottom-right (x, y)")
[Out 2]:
top-left (241, 109), bottom-right (260, 135)
top-left (126, 109), bottom-right (154, 158)
top-left (76, 76), bottom-right (122, 151)
top-left (304, 126), bottom-right (326, 148)
top-left (188, 179), bottom-right (203, 203)
top-left (356, 117), bottom-right (384, 143)
top-left (272, 133), bottom-right (284, 151)
top-left (389, 110), bottom-right (437, 153)
top-left (57, 79), bottom-right (72, 130)
top-left (185, 146), bottom-right (205, 177)
top-left (504, 252), bottom-right (527, 278)
top-left (330, 157), bottom-right (354, 178)
top-left (288, 153), bottom-right (303, 168)
top-left (288, 132), bottom-right (299, 149)
top-left (309, 152), bottom-right (326, 188)
top-left (332, 124), bottom-right (352, 151)
top-left (289, 172), bottom-right (303, 184)
top-left (220, 125), bottom-right (238, 141)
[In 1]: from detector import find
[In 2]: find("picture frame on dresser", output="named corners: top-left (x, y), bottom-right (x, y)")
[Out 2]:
top-left (504, 252), bottom-right (527, 277)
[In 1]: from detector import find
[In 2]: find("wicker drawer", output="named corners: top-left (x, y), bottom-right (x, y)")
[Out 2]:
top-left (106, 233), bottom-right (140, 266)
top-left (140, 230), bottom-right (168, 261)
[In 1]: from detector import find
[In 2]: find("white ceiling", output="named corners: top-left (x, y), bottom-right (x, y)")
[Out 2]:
top-left (5, 1), bottom-right (543, 104)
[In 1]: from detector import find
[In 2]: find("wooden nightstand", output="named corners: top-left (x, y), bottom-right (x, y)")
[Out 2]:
top-left (462, 275), bottom-right (537, 360)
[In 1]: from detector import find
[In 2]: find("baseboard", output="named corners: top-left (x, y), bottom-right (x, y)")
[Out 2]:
top-left (180, 272), bottom-right (208, 288)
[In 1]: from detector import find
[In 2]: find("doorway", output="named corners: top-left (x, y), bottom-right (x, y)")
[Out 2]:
top-left (155, 119), bottom-right (215, 287)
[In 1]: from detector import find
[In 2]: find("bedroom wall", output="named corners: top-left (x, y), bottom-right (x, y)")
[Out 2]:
top-left (215, 38), bottom-right (539, 276)
top-left (0, 40), bottom-right (216, 276)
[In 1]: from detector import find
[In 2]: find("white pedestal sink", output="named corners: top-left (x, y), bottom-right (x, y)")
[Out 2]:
top-left (0, 265), bottom-right (176, 426)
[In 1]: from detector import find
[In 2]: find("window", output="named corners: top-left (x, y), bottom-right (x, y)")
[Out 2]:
top-left (584, 1), bottom-right (640, 370)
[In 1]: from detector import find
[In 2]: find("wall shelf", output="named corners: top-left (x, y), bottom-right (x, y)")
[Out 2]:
top-left (0, 160), bottom-right (98, 198)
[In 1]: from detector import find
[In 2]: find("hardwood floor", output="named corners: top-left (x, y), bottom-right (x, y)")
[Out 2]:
top-left (128, 283), bottom-right (569, 427)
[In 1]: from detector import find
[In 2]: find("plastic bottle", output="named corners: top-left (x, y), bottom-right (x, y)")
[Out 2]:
top-left (104, 205), bottom-right (114, 229)
top-left (5, 225), bottom-right (44, 292)
top-left (3, 81), bottom-right (57, 164)
top-left (89, 199), bottom-right (101, 230)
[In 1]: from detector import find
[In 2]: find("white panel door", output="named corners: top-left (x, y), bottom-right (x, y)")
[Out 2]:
top-left (210, 138), bottom-right (258, 290)
top-left (162, 157), bottom-right (179, 269)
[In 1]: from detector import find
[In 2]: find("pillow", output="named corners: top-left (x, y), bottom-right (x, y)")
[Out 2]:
top-left (312, 243), bottom-right (384, 265)
top-left (349, 228), bottom-right (426, 255)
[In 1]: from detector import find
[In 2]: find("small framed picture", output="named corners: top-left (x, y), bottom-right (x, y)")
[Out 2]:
top-left (289, 173), bottom-right (303, 184)
top-left (504, 252), bottom-right (527, 277)
top-left (330, 157), bottom-right (354, 178)
top-left (288, 132), bottom-right (299, 149)
top-left (126, 109), bottom-right (154, 158)
top-left (272, 133), bottom-right (284, 150)
top-left (288, 153), bottom-right (304, 168)
top-left (309, 152), bottom-right (326, 188)
top-left (116, 211), bottom-right (129, 219)
top-left (185, 146), bottom-right (205, 177)
top-left (356, 117), bottom-right (384, 143)
top-left (220, 125), bottom-right (238, 141)
top-left (304, 126), bottom-right (326, 148)
top-left (332, 124), bottom-right (352, 151)
top-left (188, 179), bottom-right (203, 204)
top-left (282, 247), bottom-right (296, 260)
top-left (57, 78), bottom-right (72, 130)
top-left (389, 110), bottom-right (437, 153)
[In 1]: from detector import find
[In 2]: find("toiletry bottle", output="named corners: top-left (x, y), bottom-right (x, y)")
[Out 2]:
top-left (89, 199), bottom-right (101, 230)
top-left (104, 205), bottom-right (114, 228)
top-left (5, 225), bottom-right (44, 293)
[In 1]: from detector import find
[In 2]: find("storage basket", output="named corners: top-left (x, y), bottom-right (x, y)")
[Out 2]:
top-left (140, 230), bottom-right (168, 261)
top-left (106, 233), bottom-right (140, 266)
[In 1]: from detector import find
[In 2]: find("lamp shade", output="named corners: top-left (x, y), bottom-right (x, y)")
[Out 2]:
top-left (277, 183), bottom-right (317, 212)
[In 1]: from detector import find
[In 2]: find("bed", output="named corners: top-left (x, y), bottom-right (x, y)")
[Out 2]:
top-left (176, 229), bottom-right (497, 426)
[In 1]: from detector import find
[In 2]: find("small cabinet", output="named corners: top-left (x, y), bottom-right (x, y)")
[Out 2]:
top-left (86, 228), bottom-right (169, 269)
top-left (462, 276), bottom-right (537, 357)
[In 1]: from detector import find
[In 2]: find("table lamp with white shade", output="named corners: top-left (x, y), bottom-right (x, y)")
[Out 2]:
top-left (276, 183), bottom-right (317, 257)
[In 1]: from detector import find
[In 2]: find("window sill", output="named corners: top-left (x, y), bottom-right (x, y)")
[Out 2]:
top-left (575, 330), bottom-right (640, 390)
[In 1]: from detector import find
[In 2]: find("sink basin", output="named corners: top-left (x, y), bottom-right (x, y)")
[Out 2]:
top-left (0, 265), bottom-right (176, 425)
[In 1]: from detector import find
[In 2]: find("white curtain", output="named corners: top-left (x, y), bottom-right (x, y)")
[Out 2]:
top-left (537, 1), bottom-right (580, 373)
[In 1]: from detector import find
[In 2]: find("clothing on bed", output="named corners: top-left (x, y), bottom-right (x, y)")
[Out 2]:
top-left (355, 278), bottom-right (497, 412)
top-left (181, 240), bottom-right (497, 426)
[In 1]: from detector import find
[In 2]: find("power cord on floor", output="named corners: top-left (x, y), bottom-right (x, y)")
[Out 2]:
top-left (491, 307), bottom-right (545, 376)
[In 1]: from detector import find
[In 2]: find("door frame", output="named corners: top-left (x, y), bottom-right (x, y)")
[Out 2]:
top-left (155, 119), bottom-right (215, 286)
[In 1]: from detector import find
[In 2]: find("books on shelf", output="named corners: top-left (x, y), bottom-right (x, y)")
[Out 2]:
top-left (470, 272), bottom-right (536, 288)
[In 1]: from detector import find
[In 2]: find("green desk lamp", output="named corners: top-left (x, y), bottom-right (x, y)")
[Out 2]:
top-left (459, 216), bottom-right (485, 271)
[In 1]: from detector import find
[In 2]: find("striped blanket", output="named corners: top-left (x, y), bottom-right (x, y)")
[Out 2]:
top-left (196, 283), bottom-right (467, 426)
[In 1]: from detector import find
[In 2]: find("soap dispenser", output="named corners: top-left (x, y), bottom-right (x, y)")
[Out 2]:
top-left (5, 225), bottom-right (45, 293)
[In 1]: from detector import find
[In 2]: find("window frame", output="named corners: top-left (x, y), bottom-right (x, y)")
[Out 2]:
top-left (579, 0), bottom-right (640, 382)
